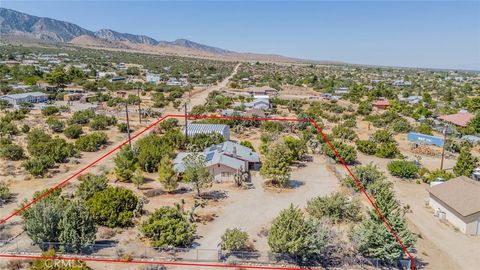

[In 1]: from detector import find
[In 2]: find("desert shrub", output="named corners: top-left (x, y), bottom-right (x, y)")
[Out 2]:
top-left (391, 118), bottom-right (412, 133)
top-left (86, 187), bottom-right (138, 228)
top-left (0, 119), bottom-right (18, 137)
top-left (306, 192), bottom-right (362, 223)
top-left (75, 173), bottom-right (108, 200)
top-left (375, 143), bottom-right (400, 158)
top-left (158, 118), bottom-right (178, 132)
top-left (46, 117), bottom-right (65, 133)
top-left (261, 121), bottom-right (284, 133)
top-left (332, 125), bottom-right (357, 141)
top-left (342, 163), bottom-right (386, 191)
top-left (421, 169), bottom-right (454, 183)
top-left (23, 157), bottom-right (55, 176)
top-left (64, 124), bottom-right (83, 139)
top-left (89, 115), bottom-right (117, 130)
top-left (0, 142), bottom-right (24, 160)
top-left (322, 141), bottom-right (357, 165)
top-left (0, 181), bottom-right (13, 206)
top-left (141, 207), bottom-right (195, 248)
top-left (355, 140), bottom-right (377, 155)
top-left (117, 122), bottom-right (131, 133)
top-left (415, 122), bottom-right (433, 135)
top-left (41, 106), bottom-right (60, 116)
top-left (69, 109), bottom-right (95, 125)
top-left (75, 132), bottom-right (108, 152)
top-left (387, 160), bottom-right (419, 179)
top-left (371, 130), bottom-right (394, 144)
top-left (220, 228), bottom-right (252, 252)
top-left (21, 124), bottom-right (30, 133)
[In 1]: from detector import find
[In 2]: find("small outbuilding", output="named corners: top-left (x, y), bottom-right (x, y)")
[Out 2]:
top-left (183, 123), bottom-right (230, 140)
top-left (428, 176), bottom-right (480, 235)
top-left (372, 99), bottom-right (390, 110)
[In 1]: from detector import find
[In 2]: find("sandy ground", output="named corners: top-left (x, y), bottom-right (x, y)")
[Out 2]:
top-left (194, 155), bottom-right (339, 253)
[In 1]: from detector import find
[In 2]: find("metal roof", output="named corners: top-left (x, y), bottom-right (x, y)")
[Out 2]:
top-left (1, 92), bottom-right (49, 99)
top-left (183, 123), bottom-right (229, 136)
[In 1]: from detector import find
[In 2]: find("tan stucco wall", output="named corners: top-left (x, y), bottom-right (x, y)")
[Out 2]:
top-left (429, 196), bottom-right (480, 235)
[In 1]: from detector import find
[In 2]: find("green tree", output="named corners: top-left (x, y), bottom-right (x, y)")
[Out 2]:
top-left (343, 163), bottom-right (386, 192)
top-left (283, 136), bottom-right (307, 161)
top-left (453, 147), bottom-right (479, 177)
top-left (75, 173), bottom-right (108, 201)
top-left (268, 205), bottom-right (326, 263)
top-left (58, 201), bottom-right (96, 253)
top-left (86, 187), bottom-right (139, 228)
top-left (306, 192), bottom-right (362, 223)
top-left (157, 156), bottom-right (178, 192)
top-left (260, 141), bottom-right (291, 187)
top-left (140, 207), bottom-right (195, 248)
top-left (220, 228), bottom-right (251, 252)
top-left (45, 66), bottom-right (71, 88)
top-left (354, 208), bottom-right (416, 262)
top-left (468, 111), bottom-right (480, 134)
top-left (136, 134), bottom-right (175, 172)
top-left (63, 124), bottom-right (83, 139)
top-left (114, 146), bottom-right (138, 182)
top-left (132, 167), bottom-right (145, 189)
top-left (182, 153), bottom-right (212, 196)
top-left (322, 140), bottom-right (357, 165)
top-left (75, 132), bottom-right (108, 152)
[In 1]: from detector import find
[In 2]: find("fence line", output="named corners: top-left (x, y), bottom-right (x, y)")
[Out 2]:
top-left (0, 240), bottom-right (413, 269)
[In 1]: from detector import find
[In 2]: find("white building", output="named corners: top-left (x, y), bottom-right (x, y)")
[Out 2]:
top-left (0, 92), bottom-right (50, 107)
top-left (183, 123), bottom-right (230, 140)
top-left (146, 73), bottom-right (161, 83)
top-left (428, 176), bottom-right (480, 235)
top-left (173, 141), bottom-right (260, 181)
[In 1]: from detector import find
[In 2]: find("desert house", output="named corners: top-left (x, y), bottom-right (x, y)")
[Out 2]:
top-left (173, 141), bottom-right (260, 181)
top-left (0, 92), bottom-right (50, 107)
top-left (428, 176), bottom-right (480, 235)
top-left (438, 110), bottom-right (474, 127)
top-left (372, 99), bottom-right (390, 110)
top-left (183, 123), bottom-right (231, 140)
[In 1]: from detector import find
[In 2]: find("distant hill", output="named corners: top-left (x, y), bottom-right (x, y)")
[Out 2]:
top-left (0, 8), bottom-right (340, 64)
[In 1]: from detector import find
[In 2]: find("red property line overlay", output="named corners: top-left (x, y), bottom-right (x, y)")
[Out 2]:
top-left (0, 114), bottom-right (415, 270)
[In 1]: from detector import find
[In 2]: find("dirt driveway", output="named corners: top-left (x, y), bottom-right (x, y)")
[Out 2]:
top-left (194, 155), bottom-right (340, 254)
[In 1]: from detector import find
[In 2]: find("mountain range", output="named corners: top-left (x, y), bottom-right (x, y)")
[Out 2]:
top-left (0, 8), bottom-right (327, 63)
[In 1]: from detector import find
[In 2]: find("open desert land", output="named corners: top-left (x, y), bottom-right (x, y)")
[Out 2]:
top-left (0, 39), bottom-right (479, 270)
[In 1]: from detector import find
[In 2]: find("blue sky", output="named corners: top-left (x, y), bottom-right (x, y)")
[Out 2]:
top-left (3, 1), bottom-right (480, 70)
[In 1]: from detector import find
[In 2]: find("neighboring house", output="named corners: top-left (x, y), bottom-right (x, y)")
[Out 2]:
top-left (438, 110), bottom-right (474, 127)
top-left (0, 92), bottom-right (50, 107)
top-left (392, 79), bottom-right (412, 86)
top-left (247, 86), bottom-right (279, 96)
top-left (173, 141), bottom-right (260, 181)
top-left (166, 77), bottom-right (181, 86)
top-left (244, 108), bottom-right (266, 118)
top-left (183, 123), bottom-right (230, 140)
top-left (146, 73), bottom-right (161, 83)
top-left (372, 99), bottom-right (390, 110)
top-left (244, 98), bottom-right (271, 110)
top-left (405, 95), bottom-right (422, 104)
top-left (428, 176), bottom-right (480, 235)
top-left (97, 71), bottom-right (116, 78)
top-left (334, 87), bottom-right (350, 95)
top-left (462, 135), bottom-right (480, 145)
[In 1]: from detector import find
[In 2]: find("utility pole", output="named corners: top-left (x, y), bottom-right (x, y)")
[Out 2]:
top-left (184, 102), bottom-right (188, 147)
top-left (125, 102), bottom-right (132, 148)
top-left (137, 86), bottom-right (142, 124)
top-left (440, 125), bottom-right (448, 170)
